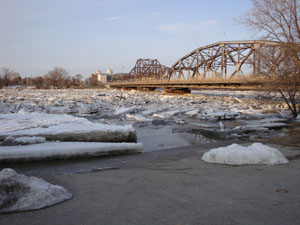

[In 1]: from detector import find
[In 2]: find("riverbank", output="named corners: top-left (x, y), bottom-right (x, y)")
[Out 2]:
top-left (1, 141), bottom-right (300, 225)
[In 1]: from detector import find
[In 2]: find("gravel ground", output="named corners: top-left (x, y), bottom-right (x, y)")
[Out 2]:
top-left (1, 141), bottom-right (300, 225)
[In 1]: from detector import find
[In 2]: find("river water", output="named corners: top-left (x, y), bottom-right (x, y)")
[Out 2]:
top-left (0, 88), bottom-right (291, 175)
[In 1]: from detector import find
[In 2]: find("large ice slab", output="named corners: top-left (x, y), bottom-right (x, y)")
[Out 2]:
top-left (0, 142), bottom-right (142, 163)
top-left (0, 113), bottom-right (136, 142)
top-left (0, 168), bottom-right (72, 214)
top-left (202, 143), bottom-right (289, 165)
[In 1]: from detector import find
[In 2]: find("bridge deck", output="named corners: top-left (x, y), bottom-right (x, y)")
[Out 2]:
top-left (108, 78), bottom-right (267, 90)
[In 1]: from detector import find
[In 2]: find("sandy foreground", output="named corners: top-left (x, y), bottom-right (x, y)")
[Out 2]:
top-left (1, 141), bottom-right (300, 225)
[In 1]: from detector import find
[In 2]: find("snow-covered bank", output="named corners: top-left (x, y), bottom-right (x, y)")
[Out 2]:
top-left (0, 142), bottom-right (142, 163)
top-left (0, 168), bottom-right (72, 214)
top-left (202, 143), bottom-right (289, 165)
top-left (0, 113), bottom-right (136, 143)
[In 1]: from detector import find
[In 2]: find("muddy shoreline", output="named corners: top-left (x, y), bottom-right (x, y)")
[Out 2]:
top-left (1, 141), bottom-right (300, 225)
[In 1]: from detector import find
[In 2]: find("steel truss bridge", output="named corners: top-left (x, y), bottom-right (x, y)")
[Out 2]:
top-left (110, 40), bottom-right (284, 90)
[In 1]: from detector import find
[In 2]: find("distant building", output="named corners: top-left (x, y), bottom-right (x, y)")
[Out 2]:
top-left (106, 68), bottom-right (113, 75)
top-left (90, 69), bottom-right (113, 84)
top-left (95, 70), bottom-right (107, 83)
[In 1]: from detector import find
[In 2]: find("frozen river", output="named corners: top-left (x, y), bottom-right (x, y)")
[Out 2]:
top-left (0, 87), bottom-right (293, 174)
top-left (0, 89), bottom-right (290, 171)
top-left (0, 88), bottom-right (291, 150)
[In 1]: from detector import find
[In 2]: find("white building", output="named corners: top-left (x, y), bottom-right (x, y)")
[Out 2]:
top-left (95, 70), bottom-right (107, 83)
top-left (106, 68), bottom-right (113, 75)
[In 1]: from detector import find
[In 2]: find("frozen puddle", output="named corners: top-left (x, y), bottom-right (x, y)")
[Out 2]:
top-left (0, 142), bottom-right (142, 163)
top-left (136, 126), bottom-right (215, 152)
top-left (136, 127), bottom-right (190, 152)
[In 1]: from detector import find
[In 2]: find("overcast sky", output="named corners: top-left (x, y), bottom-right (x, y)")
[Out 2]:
top-left (0, 0), bottom-right (254, 77)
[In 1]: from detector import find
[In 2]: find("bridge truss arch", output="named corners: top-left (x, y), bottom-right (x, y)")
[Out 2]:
top-left (168, 40), bottom-right (283, 80)
top-left (129, 58), bottom-right (171, 80)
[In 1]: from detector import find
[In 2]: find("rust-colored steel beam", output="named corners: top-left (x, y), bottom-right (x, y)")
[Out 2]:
top-left (111, 59), bottom-right (171, 82)
top-left (115, 59), bottom-right (171, 81)
top-left (112, 40), bottom-right (287, 83)
top-left (168, 40), bottom-right (283, 80)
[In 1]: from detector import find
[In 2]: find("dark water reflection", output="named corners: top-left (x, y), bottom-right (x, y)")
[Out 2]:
top-left (135, 125), bottom-right (216, 152)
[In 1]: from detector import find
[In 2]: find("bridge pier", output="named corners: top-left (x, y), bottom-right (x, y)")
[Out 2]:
top-left (162, 88), bottom-right (191, 94)
top-left (137, 87), bottom-right (156, 92)
top-left (120, 87), bottom-right (137, 91)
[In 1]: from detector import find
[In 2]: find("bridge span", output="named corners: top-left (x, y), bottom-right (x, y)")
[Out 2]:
top-left (109, 40), bottom-right (283, 91)
top-left (108, 79), bottom-right (268, 92)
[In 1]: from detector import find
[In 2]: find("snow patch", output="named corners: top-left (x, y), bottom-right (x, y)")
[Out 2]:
top-left (185, 109), bottom-right (199, 117)
top-left (0, 168), bottom-right (72, 214)
top-left (141, 108), bottom-right (157, 116)
top-left (1, 136), bottom-right (46, 146)
top-left (15, 136), bottom-right (46, 144)
top-left (202, 143), bottom-right (289, 165)
top-left (114, 106), bottom-right (137, 115)
top-left (152, 109), bottom-right (182, 119)
top-left (219, 121), bottom-right (225, 131)
top-left (126, 114), bottom-right (152, 122)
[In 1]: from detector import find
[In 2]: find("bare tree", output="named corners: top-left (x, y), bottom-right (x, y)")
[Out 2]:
top-left (87, 74), bottom-right (99, 87)
top-left (44, 67), bottom-right (69, 89)
top-left (239, 0), bottom-right (300, 118)
top-left (75, 74), bottom-right (83, 82)
top-left (0, 67), bottom-right (20, 87)
top-left (32, 76), bottom-right (44, 89)
top-left (74, 74), bottom-right (83, 87)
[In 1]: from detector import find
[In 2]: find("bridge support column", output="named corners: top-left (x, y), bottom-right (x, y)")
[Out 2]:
top-left (122, 87), bottom-right (137, 91)
top-left (137, 87), bottom-right (156, 91)
top-left (162, 88), bottom-right (191, 94)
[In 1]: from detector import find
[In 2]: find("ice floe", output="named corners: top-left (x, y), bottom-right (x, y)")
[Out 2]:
top-left (0, 168), bottom-right (72, 213)
top-left (1, 136), bottom-right (46, 146)
top-left (152, 109), bottom-right (183, 119)
top-left (185, 108), bottom-right (200, 117)
top-left (0, 113), bottom-right (136, 142)
top-left (114, 106), bottom-right (137, 115)
top-left (0, 88), bottom-right (291, 123)
top-left (0, 142), bottom-right (142, 163)
top-left (0, 112), bottom-right (141, 161)
top-left (126, 114), bottom-right (152, 122)
top-left (202, 143), bottom-right (289, 165)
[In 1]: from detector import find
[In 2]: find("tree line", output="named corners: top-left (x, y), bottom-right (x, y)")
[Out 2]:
top-left (0, 67), bottom-right (101, 89)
